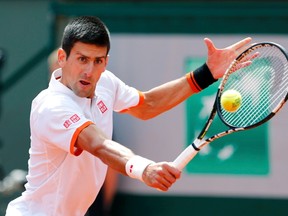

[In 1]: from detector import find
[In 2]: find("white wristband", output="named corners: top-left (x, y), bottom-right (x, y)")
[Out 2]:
top-left (125, 155), bottom-right (154, 182)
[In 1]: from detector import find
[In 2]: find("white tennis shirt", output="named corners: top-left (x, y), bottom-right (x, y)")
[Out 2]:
top-left (6, 69), bottom-right (142, 216)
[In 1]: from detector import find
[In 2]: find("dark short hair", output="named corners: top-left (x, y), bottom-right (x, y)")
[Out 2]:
top-left (61, 16), bottom-right (110, 57)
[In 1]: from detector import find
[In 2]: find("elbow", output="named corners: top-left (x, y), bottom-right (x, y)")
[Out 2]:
top-left (129, 96), bottom-right (163, 120)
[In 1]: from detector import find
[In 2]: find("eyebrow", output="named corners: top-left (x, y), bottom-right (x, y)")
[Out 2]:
top-left (95, 56), bottom-right (107, 59)
top-left (76, 52), bottom-right (107, 60)
top-left (76, 51), bottom-right (108, 58)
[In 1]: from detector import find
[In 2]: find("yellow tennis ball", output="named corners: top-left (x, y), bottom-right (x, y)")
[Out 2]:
top-left (220, 89), bottom-right (242, 112)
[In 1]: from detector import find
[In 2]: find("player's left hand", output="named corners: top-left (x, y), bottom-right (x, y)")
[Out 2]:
top-left (204, 37), bottom-right (253, 79)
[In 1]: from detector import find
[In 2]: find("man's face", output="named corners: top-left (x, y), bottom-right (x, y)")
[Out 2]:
top-left (58, 42), bottom-right (108, 98)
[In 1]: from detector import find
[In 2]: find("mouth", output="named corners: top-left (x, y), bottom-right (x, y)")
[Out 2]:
top-left (79, 80), bottom-right (91, 86)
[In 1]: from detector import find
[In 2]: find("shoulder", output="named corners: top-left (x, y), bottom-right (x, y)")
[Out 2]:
top-left (97, 70), bottom-right (124, 90)
top-left (99, 70), bottom-right (120, 83)
top-left (32, 89), bottom-right (79, 116)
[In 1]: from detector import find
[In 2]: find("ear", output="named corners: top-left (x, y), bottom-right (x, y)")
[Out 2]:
top-left (58, 48), bottom-right (67, 67)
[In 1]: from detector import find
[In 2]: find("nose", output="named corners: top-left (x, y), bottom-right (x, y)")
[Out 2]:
top-left (83, 63), bottom-right (94, 77)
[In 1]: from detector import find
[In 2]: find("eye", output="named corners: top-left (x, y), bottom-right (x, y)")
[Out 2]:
top-left (94, 58), bottom-right (103, 65)
top-left (78, 56), bottom-right (87, 63)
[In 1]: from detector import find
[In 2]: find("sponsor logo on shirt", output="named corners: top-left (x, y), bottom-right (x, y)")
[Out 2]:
top-left (97, 100), bottom-right (108, 114)
top-left (70, 114), bottom-right (80, 123)
top-left (63, 120), bottom-right (72, 128)
top-left (63, 114), bottom-right (80, 128)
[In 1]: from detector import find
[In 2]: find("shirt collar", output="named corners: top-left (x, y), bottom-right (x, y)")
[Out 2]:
top-left (49, 69), bottom-right (97, 102)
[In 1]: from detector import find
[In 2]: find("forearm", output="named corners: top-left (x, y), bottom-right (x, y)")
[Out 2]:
top-left (126, 75), bottom-right (194, 120)
top-left (75, 124), bottom-right (134, 175)
top-left (96, 140), bottom-right (180, 191)
top-left (144, 76), bottom-right (194, 116)
top-left (95, 139), bottom-right (135, 175)
top-left (126, 64), bottom-right (216, 120)
top-left (76, 124), bottom-right (180, 191)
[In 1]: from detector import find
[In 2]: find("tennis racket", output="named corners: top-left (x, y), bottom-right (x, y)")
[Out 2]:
top-left (174, 42), bottom-right (288, 170)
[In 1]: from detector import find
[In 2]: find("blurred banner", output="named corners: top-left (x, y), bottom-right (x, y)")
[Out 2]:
top-left (110, 34), bottom-right (288, 198)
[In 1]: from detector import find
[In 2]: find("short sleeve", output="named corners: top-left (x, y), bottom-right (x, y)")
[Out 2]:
top-left (31, 96), bottom-right (92, 156)
top-left (97, 71), bottom-right (141, 112)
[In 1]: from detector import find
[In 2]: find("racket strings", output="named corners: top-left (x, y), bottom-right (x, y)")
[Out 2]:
top-left (233, 66), bottom-right (286, 125)
top-left (220, 45), bottom-right (288, 127)
top-left (229, 62), bottom-right (287, 126)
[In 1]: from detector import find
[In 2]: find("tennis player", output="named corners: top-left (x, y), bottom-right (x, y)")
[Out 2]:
top-left (6, 16), bottom-right (252, 215)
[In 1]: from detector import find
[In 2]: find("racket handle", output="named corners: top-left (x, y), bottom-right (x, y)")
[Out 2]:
top-left (173, 141), bottom-right (200, 171)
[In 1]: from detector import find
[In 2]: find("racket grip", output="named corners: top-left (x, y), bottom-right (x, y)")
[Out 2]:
top-left (173, 143), bottom-right (199, 171)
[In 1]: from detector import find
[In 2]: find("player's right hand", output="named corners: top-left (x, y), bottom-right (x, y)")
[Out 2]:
top-left (142, 162), bottom-right (181, 191)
